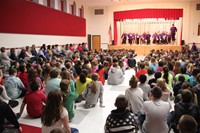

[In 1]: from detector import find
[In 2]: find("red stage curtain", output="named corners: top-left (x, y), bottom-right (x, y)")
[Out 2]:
top-left (114, 9), bottom-right (183, 45)
top-left (60, 0), bottom-right (64, 11)
top-left (47, 0), bottom-right (50, 7)
top-left (71, 4), bottom-right (74, 15)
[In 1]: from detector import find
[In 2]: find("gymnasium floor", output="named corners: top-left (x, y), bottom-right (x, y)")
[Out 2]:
top-left (12, 56), bottom-right (174, 133)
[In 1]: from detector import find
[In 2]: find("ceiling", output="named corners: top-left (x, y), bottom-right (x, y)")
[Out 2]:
top-left (83, 0), bottom-right (197, 7)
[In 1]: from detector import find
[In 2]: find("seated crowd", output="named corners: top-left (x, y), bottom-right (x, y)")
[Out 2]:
top-left (0, 42), bottom-right (199, 133)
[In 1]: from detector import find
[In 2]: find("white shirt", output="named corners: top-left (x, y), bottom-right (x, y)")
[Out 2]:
top-left (125, 87), bottom-right (144, 114)
top-left (141, 100), bottom-right (170, 133)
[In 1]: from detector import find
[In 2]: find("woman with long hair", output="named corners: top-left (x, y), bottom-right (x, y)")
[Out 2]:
top-left (41, 90), bottom-right (71, 133)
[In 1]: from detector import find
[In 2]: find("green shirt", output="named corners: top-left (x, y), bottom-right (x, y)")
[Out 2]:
top-left (63, 91), bottom-right (78, 120)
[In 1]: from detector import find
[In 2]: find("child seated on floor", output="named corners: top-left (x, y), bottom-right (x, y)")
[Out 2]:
top-left (60, 79), bottom-right (78, 121)
top-left (82, 73), bottom-right (105, 109)
top-left (105, 94), bottom-right (139, 133)
top-left (17, 80), bottom-right (46, 118)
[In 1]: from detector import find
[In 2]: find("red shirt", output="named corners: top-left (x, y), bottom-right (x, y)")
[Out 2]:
top-left (77, 45), bottom-right (83, 51)
top-left (156, 67), bottom-right (163, 72)
top-left (69, 46), bottom-right (74, 52)
top-left (23, 90), bottom-right (46, 118)
top-left (97, 69), bottom-right (105, 85)
top-left (18, 72), bottom-right (28, 88)
top-left (136, 69), bottom-right (147, 79)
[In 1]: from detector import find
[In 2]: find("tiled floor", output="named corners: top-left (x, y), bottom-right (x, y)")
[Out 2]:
top-left (12, 56), bottom-right (175, 133)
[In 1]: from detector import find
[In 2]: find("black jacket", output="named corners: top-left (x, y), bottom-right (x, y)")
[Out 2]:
top-left (0, 100), bottom-right (20, 132)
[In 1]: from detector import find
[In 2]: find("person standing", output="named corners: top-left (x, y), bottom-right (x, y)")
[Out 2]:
top-left (128, 32), bottom-right (133, 45)
top-left (170, 24), bottom-right (177, 44)
top-left (121, 32), bottom-right (127, 44)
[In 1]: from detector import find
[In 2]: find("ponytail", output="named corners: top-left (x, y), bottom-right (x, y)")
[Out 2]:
top-left (91, 81), bottom-right (97, 94)
top-left (163, 65), bottom-right (169, 84)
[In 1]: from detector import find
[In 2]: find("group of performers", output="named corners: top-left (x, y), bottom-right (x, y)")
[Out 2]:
top-left (121, 24), bottom-right (177, 45)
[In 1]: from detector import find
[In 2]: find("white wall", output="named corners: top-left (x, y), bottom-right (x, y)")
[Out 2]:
top-left (188, 1), bottom-right (200, 44)
top-left (87, 1), bottom-right (200, 45)
top-left (1, 1), bottom-right (199, 48)
top-left (0, 33), bottom-right (86, 48)
top-left (87, 6), bottom-right (109, 44)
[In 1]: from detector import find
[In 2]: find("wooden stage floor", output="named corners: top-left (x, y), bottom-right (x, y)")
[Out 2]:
top-left (108, 44), bottom-right (181, 55)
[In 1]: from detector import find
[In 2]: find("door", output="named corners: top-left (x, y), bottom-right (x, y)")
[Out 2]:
top-left (92, 35), bottom-right (101, 50)
top-left (87, 34), bottom-right (92, 50)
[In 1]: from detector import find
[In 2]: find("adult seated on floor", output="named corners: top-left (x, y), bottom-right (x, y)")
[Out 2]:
top-left (0, 47), bottom-right (13, 73)
top-left (0, 87), bottom-right (22, 133)
top-left (107, 62), bottom-right (124, 85)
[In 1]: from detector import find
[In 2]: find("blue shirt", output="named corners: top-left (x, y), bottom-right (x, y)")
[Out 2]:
top-left (3, 76), bottom-right (25, 99)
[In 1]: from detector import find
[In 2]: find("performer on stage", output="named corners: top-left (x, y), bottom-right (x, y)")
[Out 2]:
top-left (135, 33), bottom-right (140, 45)
top-left (166, 32), bottom-right (171, 44)
top-left (121, 32), bottom-right (127, 44)
top-left (170, 24), bottom-right (177, 44)
top-left (141, 32), bottom-right (146, 44)
top-left (146, 32), bottom-right (151, 45)
top-left (160, 31), bottom-right (166, 44)
top-left (152, 32), bottom-right (157, 44)
top-left (132, 33), bottom-right (136, 44)
top-left (158, 32), bottom-right (162, 44)
top-left (128, 32), bottom-right (133, 45)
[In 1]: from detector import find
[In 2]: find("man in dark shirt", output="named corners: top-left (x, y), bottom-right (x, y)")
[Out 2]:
top-left (170, 24), bottom-right (177, 44)
top-left (121, 32), bottom-right (127, 44)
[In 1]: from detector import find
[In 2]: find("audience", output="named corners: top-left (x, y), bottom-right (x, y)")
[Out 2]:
top-left (0, 43), bottom-right (199, 132)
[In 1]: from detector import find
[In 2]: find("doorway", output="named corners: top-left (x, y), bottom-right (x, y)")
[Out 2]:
top-left (92, 35), bottom-right (101, 50)
top-left (87, 34), bottom-right (92, 50)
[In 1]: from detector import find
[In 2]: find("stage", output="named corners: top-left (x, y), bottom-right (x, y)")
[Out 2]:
top-left (108, 44), bottom-right (181, 55)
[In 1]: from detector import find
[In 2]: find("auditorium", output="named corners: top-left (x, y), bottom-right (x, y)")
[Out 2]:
top-left (0, 0), bottom-right (200, 133)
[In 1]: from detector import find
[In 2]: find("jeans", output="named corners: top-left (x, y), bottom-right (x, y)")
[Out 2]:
top-left (71, 128), bottom-right (79, 133)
